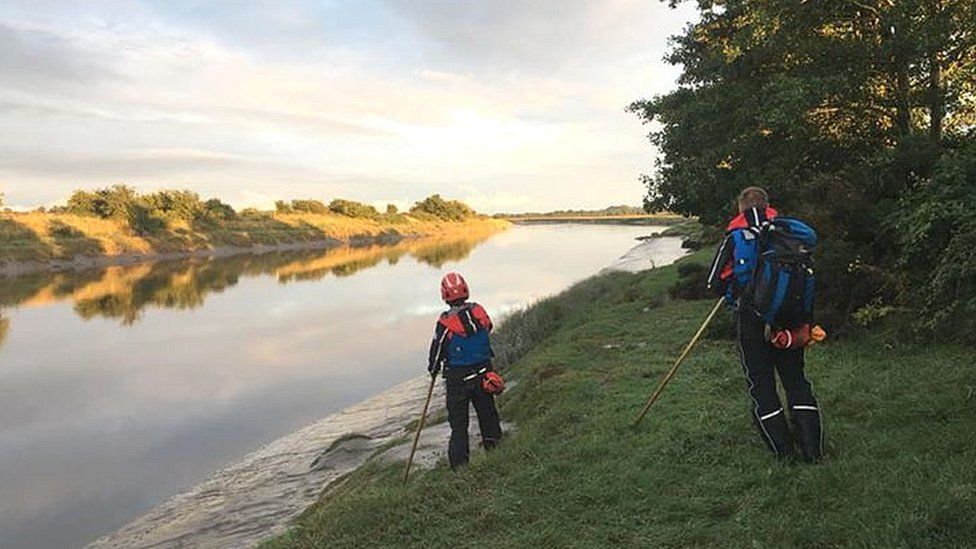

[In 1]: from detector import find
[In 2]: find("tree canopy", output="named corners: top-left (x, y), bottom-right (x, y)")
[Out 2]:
top-left (632, 0), bottom-right (976, 335)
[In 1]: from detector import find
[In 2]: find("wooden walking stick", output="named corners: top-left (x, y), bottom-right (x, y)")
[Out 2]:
top-left (403, 374), bottom-right (437, 484)
top-left (633, 298), bottom-right (725, 427)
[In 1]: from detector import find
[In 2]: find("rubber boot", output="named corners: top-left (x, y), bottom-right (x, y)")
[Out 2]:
top-left (791, 408), bottom-right (823, 463)
top-left (756, 412), bottom-right (795, 460)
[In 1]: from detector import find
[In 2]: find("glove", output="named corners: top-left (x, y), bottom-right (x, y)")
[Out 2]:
top-left (428, 363), bottom-right (441, 379)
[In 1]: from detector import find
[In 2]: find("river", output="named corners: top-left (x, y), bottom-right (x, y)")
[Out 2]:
top-left (0, 223), bottom-right (685, 548)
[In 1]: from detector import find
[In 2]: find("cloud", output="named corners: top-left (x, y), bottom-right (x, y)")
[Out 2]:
top-left (0, 23), bottom-right (113, 88)
top-left (0, 1), bottom-right (697, 211)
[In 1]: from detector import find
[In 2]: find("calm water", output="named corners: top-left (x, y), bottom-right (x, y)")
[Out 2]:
top-left (0, 223), bottom-right (679, 548)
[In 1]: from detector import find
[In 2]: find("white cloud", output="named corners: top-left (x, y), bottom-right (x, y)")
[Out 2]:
top-left (0, 1), bottom-right (697, 211)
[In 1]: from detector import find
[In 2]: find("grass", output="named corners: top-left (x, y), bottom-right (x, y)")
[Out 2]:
top-left (263, 249), bottom-right (976, 548)
top-left (0, 211), bottom-right (509, 264)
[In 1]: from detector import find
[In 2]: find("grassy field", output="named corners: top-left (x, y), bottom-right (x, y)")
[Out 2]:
top-left (264, 249), bottom-right (975, 548)
top-left (0, 211), bottom-right (509, 264)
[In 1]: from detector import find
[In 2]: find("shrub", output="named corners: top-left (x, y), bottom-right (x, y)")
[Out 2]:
top-left (290, 199), bottom-right (328, 214)
top-left (203, 198), bottom-right (236, 220)
top-left (409, 194), bottom-right (476, 221)
top-left (275, 200), bottom-right (293, 214)
top-left (65, 185), bottom-right (139, 220)
top-left (143, 190), bottom-right (205, 221)
top-left (329, 199), bottom-right (379, 218)
top-left (668, 262), bottom-right (711, 300)
top-left (895, 143), bottom-right (976, 341)
top-left (386, 204), bottom-right (398, 215)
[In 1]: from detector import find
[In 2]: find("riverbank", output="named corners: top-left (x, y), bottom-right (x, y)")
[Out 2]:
top-left (0, 211), bottom-right (510, 276)
top-left (503, 213), bottom-right (686, 225)
top-left (76, 227), bottom-right (684, 547)
top-left (265, 248), bottom-right (976, 548)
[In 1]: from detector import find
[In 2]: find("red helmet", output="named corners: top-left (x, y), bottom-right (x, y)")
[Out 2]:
top-left (440, 272), bottom-right (469, 302)
top-left (481, 371), bottom-right (505, 395)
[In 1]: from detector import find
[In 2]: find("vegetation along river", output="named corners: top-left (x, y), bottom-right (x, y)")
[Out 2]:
top-left (0, 223), bottom-right (685, 548)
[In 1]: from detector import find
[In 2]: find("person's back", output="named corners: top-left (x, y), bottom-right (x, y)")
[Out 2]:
top-left (706, 187), bottom-right (824, 462)
top-left (428, 272), bottom-right (503, 468)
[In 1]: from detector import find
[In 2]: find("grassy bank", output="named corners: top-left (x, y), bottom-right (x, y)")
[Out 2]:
top-left (0, 211), bottom-right (509, 265)
top-left (265, 249), bottom-right (975, 548)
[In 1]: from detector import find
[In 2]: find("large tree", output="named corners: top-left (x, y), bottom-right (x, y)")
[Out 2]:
top-left (631, 0), bottom-right (976, 323)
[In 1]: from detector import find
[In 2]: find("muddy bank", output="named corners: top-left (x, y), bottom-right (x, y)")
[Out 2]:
top-left (87, 376), bottom-right (441, 548)
top-left (603, 235), bottom-right (688, 273)
top-left (87, 374), bottom-right (510, 549)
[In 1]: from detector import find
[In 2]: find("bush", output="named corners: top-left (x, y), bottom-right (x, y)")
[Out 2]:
top-left (329, 199), bottom-right (379, 219)
top-left (386, 204), bottom-right (398, 215)
top-left (668, 262), bottom-right (711, 300)
top-left (59, 186), bottom-right (235, 233)
top-left (290, 199), bottom-right (328, 214)
top-left (203, 198), bottom-right (236, 220)
top-left (409, 194), bottom-right (476, 221)
top-left (65, 185), bottom-right (138, 220)
top-left (896, 143), bottom-right (976, 341)
top-left (143, 190), bottom-right (205, 221)
top-left (275, 200), bottom-right (293, 214)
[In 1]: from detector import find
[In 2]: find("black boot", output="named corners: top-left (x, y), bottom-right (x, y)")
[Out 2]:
top-left (755, 410), bottom-right (795, 460)
top-left (791, 406), bottom-right (823, 463)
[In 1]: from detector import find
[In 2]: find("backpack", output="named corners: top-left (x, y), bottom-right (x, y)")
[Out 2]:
top-left (440, 303), bottom-right (494, 368)
top-left (745, 217), bottom-right (817, 328)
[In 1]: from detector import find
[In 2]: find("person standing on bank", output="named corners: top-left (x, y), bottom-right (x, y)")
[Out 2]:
top-left (428, 272), bottom-right (504, 468)
top-left (706, 187), bottom-right (824, 462)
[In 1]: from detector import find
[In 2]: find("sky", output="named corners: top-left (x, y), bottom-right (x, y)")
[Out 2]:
top-left (0, 1), bottom-right (697, 213)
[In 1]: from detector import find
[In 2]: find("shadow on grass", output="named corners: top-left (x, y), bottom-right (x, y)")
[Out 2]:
top-left (0, 218), bottom-right (52, 262)
top-left (48, 220), bottom-right (105, 258)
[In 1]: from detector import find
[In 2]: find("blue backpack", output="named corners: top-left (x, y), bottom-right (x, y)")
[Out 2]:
top-left (746, 217), bottom-right (817, 328)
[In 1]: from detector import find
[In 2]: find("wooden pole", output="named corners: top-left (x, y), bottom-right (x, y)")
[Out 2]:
top-left (633, 298), bottom-right (725, 427)
top-left (403, 375), bottom-right (437, 484)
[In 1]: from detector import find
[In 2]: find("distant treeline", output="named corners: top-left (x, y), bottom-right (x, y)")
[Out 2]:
top-left (496, 205), bottom-right (650, 218)
top-left (40, 186), bottom-right (479, 234)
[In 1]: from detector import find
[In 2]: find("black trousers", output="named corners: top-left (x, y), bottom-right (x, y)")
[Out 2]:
top-left (444, 366), bottom-right (502, 468)
top-left (736, 312), bottom-right (824, 461)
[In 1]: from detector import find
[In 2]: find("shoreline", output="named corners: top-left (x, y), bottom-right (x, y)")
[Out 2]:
top-left (0, 217), bottom-right (510, 278)
top-left (85, 232), bottom-right (688, 549)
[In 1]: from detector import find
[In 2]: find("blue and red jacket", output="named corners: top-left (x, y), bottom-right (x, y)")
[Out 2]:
top-left (428, 302), bottom-right (494, 370)
top-left (706, 206), bottom-right (778, 305)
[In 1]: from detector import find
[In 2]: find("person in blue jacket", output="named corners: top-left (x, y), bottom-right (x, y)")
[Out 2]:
top-left (706, 187), bottom-right (824, 462)
top-left (428, 272), bottom-right (503, 468)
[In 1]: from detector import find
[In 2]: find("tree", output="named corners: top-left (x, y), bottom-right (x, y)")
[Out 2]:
top-left (274, 200), bottom-right (293, 214)
top-left (329, 199), bottom-right (379, 218)
top-left (409, 194), bottom-right (476, 221)
top-left (203, 198), bottom-right (236, 220)
top-left (631, 0), bottom-right (976, 327)
top-left (290, 199), bottom-right (329, 214)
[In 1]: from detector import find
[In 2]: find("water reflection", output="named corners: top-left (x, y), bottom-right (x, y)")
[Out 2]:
top-left (0, 230), bottom-right (497, 329)
top-left (0, 223), bottom-right (681, 549)
top-left (0, 314), bottom-right (8, 348)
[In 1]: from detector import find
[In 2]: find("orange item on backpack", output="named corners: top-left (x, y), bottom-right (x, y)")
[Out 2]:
top-left (481, 371), bottom-right (505, 395)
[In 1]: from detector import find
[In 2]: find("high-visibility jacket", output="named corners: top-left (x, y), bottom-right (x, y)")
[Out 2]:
top-left (428, 302), bottom-right (494, 370)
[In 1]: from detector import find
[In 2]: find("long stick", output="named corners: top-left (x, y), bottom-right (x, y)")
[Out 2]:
top-left (633, 298), bottom-right (725, 427)
top-left (403, 375), bottom-right (437, 484)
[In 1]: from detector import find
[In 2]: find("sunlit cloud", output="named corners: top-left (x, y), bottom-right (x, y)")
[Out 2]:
top-left (0, 1), bottom-right (696, 211)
